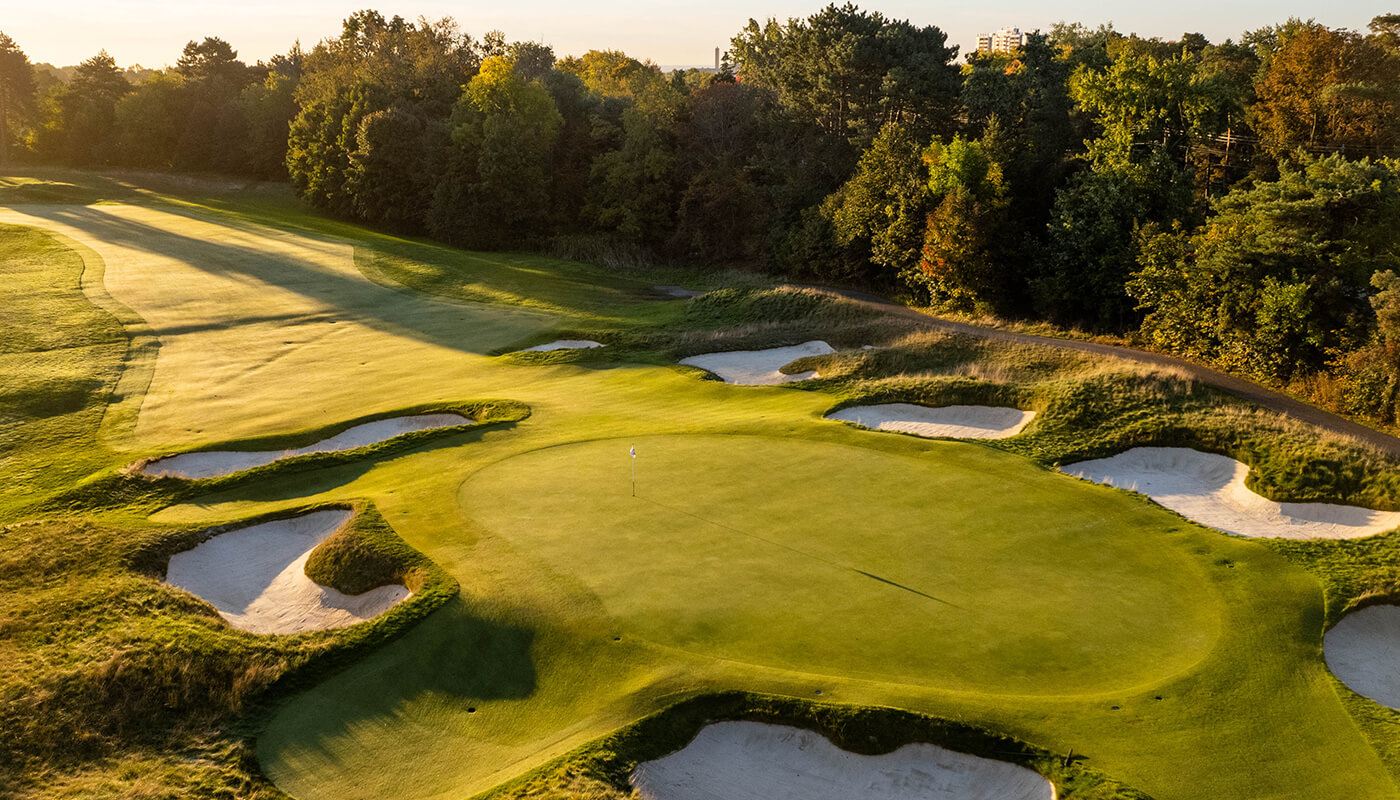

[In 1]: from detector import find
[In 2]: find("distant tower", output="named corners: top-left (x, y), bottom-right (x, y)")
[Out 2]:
top-left (715, 47), bottom-right (720, 70)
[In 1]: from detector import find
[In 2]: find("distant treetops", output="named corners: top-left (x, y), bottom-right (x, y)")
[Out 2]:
top-left (1, 7), bottom-right (1398, 421)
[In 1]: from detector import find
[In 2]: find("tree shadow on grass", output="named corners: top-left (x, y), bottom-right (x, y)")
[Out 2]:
top-left (271, 596), bottom-right (537, 755)
top-left (15, 204), bottom-right (549, 356)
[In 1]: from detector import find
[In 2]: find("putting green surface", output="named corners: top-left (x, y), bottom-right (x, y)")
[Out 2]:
top-left (4, 185), bottom-right (1399, 800)
top-left (464, 435), bottom-right (1219, 693)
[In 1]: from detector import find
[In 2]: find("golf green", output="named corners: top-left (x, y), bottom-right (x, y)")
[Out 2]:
top-left (462, 435), bottom-right (1221, 693)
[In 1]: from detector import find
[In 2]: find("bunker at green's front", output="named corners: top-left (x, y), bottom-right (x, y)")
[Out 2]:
top-left (461, 434), bottom-right (1221, 694)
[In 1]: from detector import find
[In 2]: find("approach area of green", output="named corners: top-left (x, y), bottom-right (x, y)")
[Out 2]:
top-left (463, 434), bottom-right (1218, 692)
top-left (5, 170), bottom-right (1400, 800)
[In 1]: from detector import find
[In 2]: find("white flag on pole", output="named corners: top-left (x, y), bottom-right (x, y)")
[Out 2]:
top-left (630, 445), bottom-right (636, 458)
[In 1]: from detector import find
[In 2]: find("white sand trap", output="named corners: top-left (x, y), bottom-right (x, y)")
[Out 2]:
top-left (1060, 447), bottom-right (1400, 539)
top-left (680, 341), bottom-right (835, 385)
top-left (656, 285), bottom-right (703, 298)
top-left (1325, 605), bottom-right (1400, 708)
top-left (165, 510), bottom-right (409, 634)
top-left (142, 413), bottom-right (471, 479)
top-left (829, 403), bottom-right (1035, 440)
top-left (632, 721), bottom-right (1054, 800)
top-left (519, 339), bottom-right (605, 352)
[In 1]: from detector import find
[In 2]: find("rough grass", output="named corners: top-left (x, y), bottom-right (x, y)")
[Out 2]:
top-left (0, 499), bottom-right (458, 795)
top-left (0, 505), bottom-right (457, 798)
top-left (0, 224), bottom-right (127, 522)
top-left (304, 503), bottom-right (436, 595)
top-left (356, 243), bottom-right (684, 327)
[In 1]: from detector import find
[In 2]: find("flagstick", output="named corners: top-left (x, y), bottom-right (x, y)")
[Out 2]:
top-left (631, 451), bottom-right (636, 497)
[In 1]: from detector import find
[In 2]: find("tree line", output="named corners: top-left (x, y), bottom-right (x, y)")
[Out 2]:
top-left (1, 6), bottom-right (1399, 422)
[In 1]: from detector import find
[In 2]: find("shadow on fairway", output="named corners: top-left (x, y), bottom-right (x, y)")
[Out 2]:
top-left (23, 204), bottom-right (543, 356)
top-left (268, 596), bottom-right (537, 754)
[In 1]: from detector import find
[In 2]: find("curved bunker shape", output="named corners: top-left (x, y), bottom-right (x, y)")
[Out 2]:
top-left (679, 341), bottom-right (835, 385)
top-left (632, 721), bottom-right (1054, 800)
top-left (1060, 447), bottom-right (1400, 539)
top-left (142, 413), bottom-right (471, 479)
top-left (165, 509), bottom-right (409, 634)
top-left (519, 339), bottom-right (605, 352)
top-left (828, 403), bottom-right (1036, 440)
top-left (1325, 605), bottom-right (1400, 708)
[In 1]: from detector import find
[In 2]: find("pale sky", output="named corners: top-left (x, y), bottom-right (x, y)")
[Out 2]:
top-left (5, 0), bottom-right (1393, 70)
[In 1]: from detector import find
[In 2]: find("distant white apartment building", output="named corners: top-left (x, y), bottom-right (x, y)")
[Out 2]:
top-left (977, 27), bottom-right (1026, 54)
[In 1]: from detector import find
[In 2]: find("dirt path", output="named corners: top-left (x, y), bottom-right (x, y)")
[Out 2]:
top-left (820, 286), bottom-right (1400, 458)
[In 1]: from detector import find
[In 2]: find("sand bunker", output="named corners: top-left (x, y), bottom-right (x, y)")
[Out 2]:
top-left (519, 339), bottom-right (605, 352)
top-left (679, 341), bottom-right (835, 385)
top-left (1060, 447), bottom-right (1400, 539)
top-left (632, 721), bottom-right (1054, 800)
top-left (1325, 605), bottom-right (1400, 708)
top-left (142, 413), bottom-right (471, 479)
top-left (828, 403), bottom-right (1035, 440)
top-left (165, 510), bottom-right (409, 634)
top-left (656, 285), bottom-right (703, 298)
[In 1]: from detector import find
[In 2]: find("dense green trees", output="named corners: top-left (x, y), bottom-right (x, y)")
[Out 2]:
top-left (0, 33), bottom-right (35, 165)
top-left (1130, 155), bottom-right (1400, 380)
top-left (431, 55), bottom-right (562, 245)
top-left (6, 6), bottom-right (1400, 424)
top-left (730, 3), bottom-right (959, 147)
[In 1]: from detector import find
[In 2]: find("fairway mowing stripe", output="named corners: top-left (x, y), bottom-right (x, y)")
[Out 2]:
top-left (637, 496), bottom-right (962, 609)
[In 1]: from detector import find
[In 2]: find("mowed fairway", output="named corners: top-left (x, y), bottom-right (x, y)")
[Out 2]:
top-left (4, 190), bottom-right (1399, 800)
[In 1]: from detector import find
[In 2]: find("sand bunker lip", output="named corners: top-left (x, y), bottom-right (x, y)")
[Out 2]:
top-left (1060, 447), bottom-right (1400, 539)
top-left (828, 403), bottom-right (1035, 439)
top-left (517, 339), bottom-right (605, 352)
top-left (631, 721), bottom-right (1054, 800)
top-left (164, 509), bottom-right (409, 634)
top-left (141, 413), bottom-right (472, 479)
top-left (1325, 605), bottom-right (1400, 708)
top-left (679, 341), bottom-right (835, 385)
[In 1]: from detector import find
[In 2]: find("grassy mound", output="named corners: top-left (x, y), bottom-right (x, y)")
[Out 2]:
top-left (304, 504), bottom-right (435, 595)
